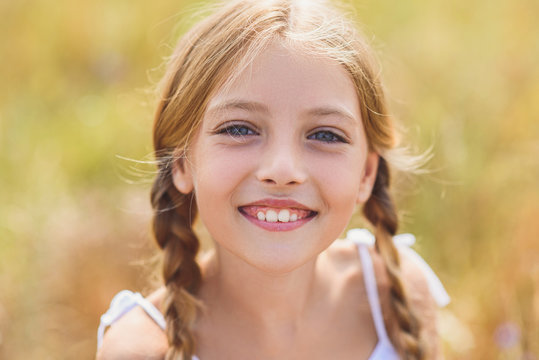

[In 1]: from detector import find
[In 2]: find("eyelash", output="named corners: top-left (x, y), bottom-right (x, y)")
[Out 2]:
top-left (215, 123), bottom-right (348, 144)
top-left (307, 130), bottom-right (348, 144)
top-left (216, 124), bottom-right (257, 137)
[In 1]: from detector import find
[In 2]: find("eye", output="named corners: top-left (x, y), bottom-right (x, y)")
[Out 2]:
top-left (217, 124), bottom-right (257, 137)
top-left (307, 130), bottom-right (347, 143)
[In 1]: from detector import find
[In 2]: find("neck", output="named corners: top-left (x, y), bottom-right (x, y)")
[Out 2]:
top-left (199, 245), bottom-right (321, 336)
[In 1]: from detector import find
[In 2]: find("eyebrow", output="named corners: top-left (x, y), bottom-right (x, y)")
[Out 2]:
top-left (306, 107), bottom-right (358, 124)
top-left (206, 100), bottom-right (270, 116)
top-left (206, 100), bottom-right (358, 123)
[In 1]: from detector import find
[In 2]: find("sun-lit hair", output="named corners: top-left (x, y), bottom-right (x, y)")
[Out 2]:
top-left (151, 0), bottom-right (425, 359)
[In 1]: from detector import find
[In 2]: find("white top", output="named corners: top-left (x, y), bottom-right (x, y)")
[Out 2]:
top-left (97, 228), bottom-right (450, 359)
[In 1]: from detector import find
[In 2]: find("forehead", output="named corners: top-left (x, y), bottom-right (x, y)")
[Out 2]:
top-left (207, 41), bottom-right (361, 121)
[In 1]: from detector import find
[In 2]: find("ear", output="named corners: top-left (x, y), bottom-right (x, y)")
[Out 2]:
top-left (356, 152), bottom-right (379, 204)
top-left (171, 155), bottom-right (194, 194)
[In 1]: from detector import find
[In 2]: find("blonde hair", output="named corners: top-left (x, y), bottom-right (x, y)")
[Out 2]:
top-left (151, 0), bottom-right (424, 359)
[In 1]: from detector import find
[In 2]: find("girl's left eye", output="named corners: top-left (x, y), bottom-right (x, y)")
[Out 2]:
top-left (307, 130), bottom-right (347, 143)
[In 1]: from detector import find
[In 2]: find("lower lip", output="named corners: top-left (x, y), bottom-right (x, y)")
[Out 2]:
top-left (240, 211), bottom-right (315, 232)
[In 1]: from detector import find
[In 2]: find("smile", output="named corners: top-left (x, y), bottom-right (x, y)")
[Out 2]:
top-left (241, 207), bottom-right (312, 223)
top-left (238, 199), bottom-right (317, 231)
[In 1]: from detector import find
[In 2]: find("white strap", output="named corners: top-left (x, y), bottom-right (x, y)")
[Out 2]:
top-left (346, 228), bottom-right (450, 307)
top-left (397, 246), bottom-right (451, 307)
top-left (357, 244), bottom-right (391, 342)
top-left (97, 290), bottom-right (166, 350)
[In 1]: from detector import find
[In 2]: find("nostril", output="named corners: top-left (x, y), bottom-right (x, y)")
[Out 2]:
top-left (256, 153), bottom-right (307, 186)
top-left (258, 173), bottom-right (305, 186)
top-left (260, 178), bottom-right (300, 186)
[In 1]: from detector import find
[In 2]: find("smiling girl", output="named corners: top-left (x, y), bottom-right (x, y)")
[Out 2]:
top-left (96, 1), bottom-right (449, 359)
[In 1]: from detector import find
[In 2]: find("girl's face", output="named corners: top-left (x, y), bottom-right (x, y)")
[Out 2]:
top-left (173, 41), bottom-right (378, 274)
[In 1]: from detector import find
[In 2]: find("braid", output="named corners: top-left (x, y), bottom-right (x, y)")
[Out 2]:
top-left (151, 166), bottom-right (202, 360)
top-left (363, 158), bottom-right (424, 360)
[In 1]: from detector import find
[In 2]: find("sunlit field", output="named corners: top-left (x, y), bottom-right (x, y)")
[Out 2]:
top-left (1, 0), bottom-right (538, 359)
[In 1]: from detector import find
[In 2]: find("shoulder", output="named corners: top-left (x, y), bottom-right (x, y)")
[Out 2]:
top-left (324, 240), bottom-right (436, 312)
top-left (322, 240), bottom-right (366, 289)
top-left (96, 289), bottom-right (168, 360)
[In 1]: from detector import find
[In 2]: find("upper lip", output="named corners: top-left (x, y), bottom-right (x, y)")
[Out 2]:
top-left (240, 198), bottom-right (314, 211)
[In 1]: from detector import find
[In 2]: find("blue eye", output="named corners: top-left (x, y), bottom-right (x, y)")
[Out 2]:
top-left (219, 124), bottom-right (257, 137)
top-left (308, 130), bottom-right (346, 143)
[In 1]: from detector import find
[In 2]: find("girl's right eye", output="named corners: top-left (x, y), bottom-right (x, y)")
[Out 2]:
top-left (217, 124), bottom-right (257, 137)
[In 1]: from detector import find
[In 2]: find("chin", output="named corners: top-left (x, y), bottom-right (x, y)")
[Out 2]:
top-left (240, 249), bottom-right (313, 275)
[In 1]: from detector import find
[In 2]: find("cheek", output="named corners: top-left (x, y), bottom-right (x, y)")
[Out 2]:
top-left (309, 152), bottom-right (365, 211)
top-left (192, 146), bottom-right (254, 196)
top-left (191, 147), bottom-right (252, 245)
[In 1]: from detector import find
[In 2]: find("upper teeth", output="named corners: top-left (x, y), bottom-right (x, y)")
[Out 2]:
top-left (257, 209), bottom-right (299, 223)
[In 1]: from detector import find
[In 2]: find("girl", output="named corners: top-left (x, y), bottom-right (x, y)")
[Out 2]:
top-left (97, 0), bottom-right (450, 359)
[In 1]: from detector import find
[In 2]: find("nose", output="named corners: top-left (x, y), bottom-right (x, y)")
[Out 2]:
top-left (255, 138), bottom-right (307, 186)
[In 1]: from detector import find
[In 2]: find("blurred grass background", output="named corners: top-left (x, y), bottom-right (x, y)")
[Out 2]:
top-left (0, 0), bottom-right (537, 359)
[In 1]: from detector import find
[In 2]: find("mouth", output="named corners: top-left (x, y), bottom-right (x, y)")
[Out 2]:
top-left (239, 206), bottom-right (316, 223)
top-left (238, 199), bottom-right (317, 231)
